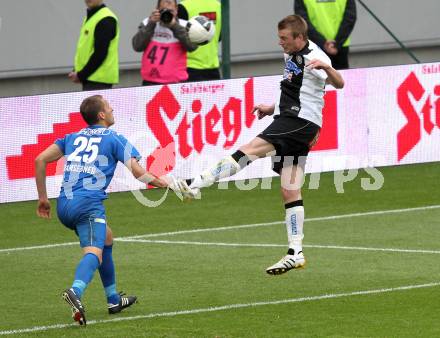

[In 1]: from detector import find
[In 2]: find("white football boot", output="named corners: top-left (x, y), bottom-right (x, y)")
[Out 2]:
top-left (266, 250), bottom-right (305, 275)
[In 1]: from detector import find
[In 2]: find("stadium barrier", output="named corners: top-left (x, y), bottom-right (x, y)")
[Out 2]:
top-left (0, 62), bottom-right (439, 204)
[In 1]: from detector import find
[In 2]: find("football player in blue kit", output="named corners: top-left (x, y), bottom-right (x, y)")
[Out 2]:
top-left (35, 95), bottom-right (171, 325)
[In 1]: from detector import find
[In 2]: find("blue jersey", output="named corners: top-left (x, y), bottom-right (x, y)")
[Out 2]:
top-left (55, 125), bottom-right (141, 200)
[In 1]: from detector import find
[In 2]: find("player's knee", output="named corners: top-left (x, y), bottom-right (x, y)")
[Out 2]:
top-left (281, 187), bottom-right (301, 202)
top-left (105, 226), bottom-right (113, 246)
top-left (238, 143), bottom-right (251, 155)
top-left (239, 139), bottom-right (262, 156)
top-left (83, 247), bottom-right (103, 264)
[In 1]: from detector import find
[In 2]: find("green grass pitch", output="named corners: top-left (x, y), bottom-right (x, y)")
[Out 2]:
top-left (0, 162), bottom-right (439, 337)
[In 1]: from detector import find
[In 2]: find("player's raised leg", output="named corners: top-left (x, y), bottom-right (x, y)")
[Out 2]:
top-left (99, 226), bottom-right (137, 314)
top-left (179, 136), bottom-right (275, 198)
top-left (266, 163), bottom-right (306, 275)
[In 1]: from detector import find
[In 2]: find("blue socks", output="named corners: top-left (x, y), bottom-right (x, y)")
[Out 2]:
top-left (71, 246), bottom-right (119, 304)
top-left (72, 253), bottom-right (100, 298)
top-left (98, 245), bottom-right (120, 304)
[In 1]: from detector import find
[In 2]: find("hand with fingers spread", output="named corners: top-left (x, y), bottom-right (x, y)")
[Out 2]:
top-left (306, 59), bottom-right (345, 89)
top-left (253, 104), bottom-right (275, 120)
top-left (306, 58), bottom-right (331, 71)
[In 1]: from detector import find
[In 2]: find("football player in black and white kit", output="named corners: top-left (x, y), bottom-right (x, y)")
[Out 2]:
top-left (178, 15), bottom-right (344, 275)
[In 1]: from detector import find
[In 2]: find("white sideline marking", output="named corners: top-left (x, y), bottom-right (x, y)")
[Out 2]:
top-left (306, 244), bottom-right (440, 254)
top-left (125, 204), bottom-right (440, 240)
top-left (1, 281), bottom-right (439, 335)
top-left (117, 238), bottom-right (440, 254)
top-left (1, 204), bottom-right (439, 254)
top-left (117, 238), bottom-right (285, 247)
top-left (0, 242), bottom-right (77, 253)
top-left (126, 220), bottom-right (283, 239)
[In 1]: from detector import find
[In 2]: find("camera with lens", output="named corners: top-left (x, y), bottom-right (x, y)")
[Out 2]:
top-left (159, 9), bottom-right (173, 24)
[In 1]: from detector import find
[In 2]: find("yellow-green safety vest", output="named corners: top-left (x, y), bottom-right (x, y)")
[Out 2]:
top-left (180, 0), bottom-right (221, 69)
top-left (303, 0), bottom-right (350, 47)
top-left (74, 7), bottom-right (119, 84)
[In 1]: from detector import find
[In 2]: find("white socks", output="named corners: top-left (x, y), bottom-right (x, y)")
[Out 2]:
top-left (285, 203), bottom-right (304, 254)
top-left (190, 155), bottom-right (242, 189)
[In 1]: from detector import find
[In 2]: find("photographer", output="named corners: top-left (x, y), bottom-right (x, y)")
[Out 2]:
top-left (132, 0), bottom-right (198, 85)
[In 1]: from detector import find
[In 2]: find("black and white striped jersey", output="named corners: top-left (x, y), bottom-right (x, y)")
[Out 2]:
top-left (274, 40), bottom-right (331, 127)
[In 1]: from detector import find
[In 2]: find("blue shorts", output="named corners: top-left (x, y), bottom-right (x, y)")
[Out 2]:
top-left (57, 196), bottom-right (107, 249)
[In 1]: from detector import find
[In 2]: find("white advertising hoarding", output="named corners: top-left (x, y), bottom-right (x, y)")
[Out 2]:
top-left (0, 62), bottom-right (439, 203)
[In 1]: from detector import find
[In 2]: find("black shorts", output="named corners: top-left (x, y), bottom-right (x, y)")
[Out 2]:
top-left (258, 115), bottom-right (320, 174)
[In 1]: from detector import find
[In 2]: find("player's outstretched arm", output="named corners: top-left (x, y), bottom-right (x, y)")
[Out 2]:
top-left (35, 144), bottom-right (64, 218)
top-left (307, 59), bottom-right (345, 89)
top-left (126, 158), bottom-right (168, 188)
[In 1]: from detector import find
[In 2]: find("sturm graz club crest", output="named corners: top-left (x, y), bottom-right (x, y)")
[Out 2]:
top-left (296, 55), bottom-right (303, 65)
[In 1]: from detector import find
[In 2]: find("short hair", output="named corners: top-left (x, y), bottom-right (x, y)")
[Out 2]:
top-left (156, 0), bottom-right (177, 8)
top-left (80, 95), bottom-right (105, 125)
top-left (278, 15), bottom-right (308, 40)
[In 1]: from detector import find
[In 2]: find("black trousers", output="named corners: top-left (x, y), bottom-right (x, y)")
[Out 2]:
top-left (329, 47), bottom-right (349, 70)
top-left (82, 81), bottom-right (113, 91)
top-left (187, 68), bottom-right (221, 82)
top-left (142, 80), bottom-right (162, 86)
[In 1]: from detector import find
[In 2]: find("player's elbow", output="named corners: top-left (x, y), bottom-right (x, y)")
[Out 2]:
top-left (331, 75), bottom-right (345, 89)
top-left (34, 154), bottom-right (48, 173)
top-left (334, 78), bottom-right (345, 89)
top-left (35, 154), bottom-right (46, 165)
top-left (132, 168), bottom-right (143, 180)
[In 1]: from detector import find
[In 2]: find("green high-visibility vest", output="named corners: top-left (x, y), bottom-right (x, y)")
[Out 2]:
top-left (74, 7), bottom-right (119, 84)
top-left (180, 0), bottom-right (221, 69)
top-left (303, 0), bottom-right (350, 47)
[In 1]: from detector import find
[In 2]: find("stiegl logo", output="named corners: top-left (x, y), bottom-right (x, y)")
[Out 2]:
top-left (145, 79), bottom-right (256, 178)
top-left (397, 72), bottom-right (440, 161)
